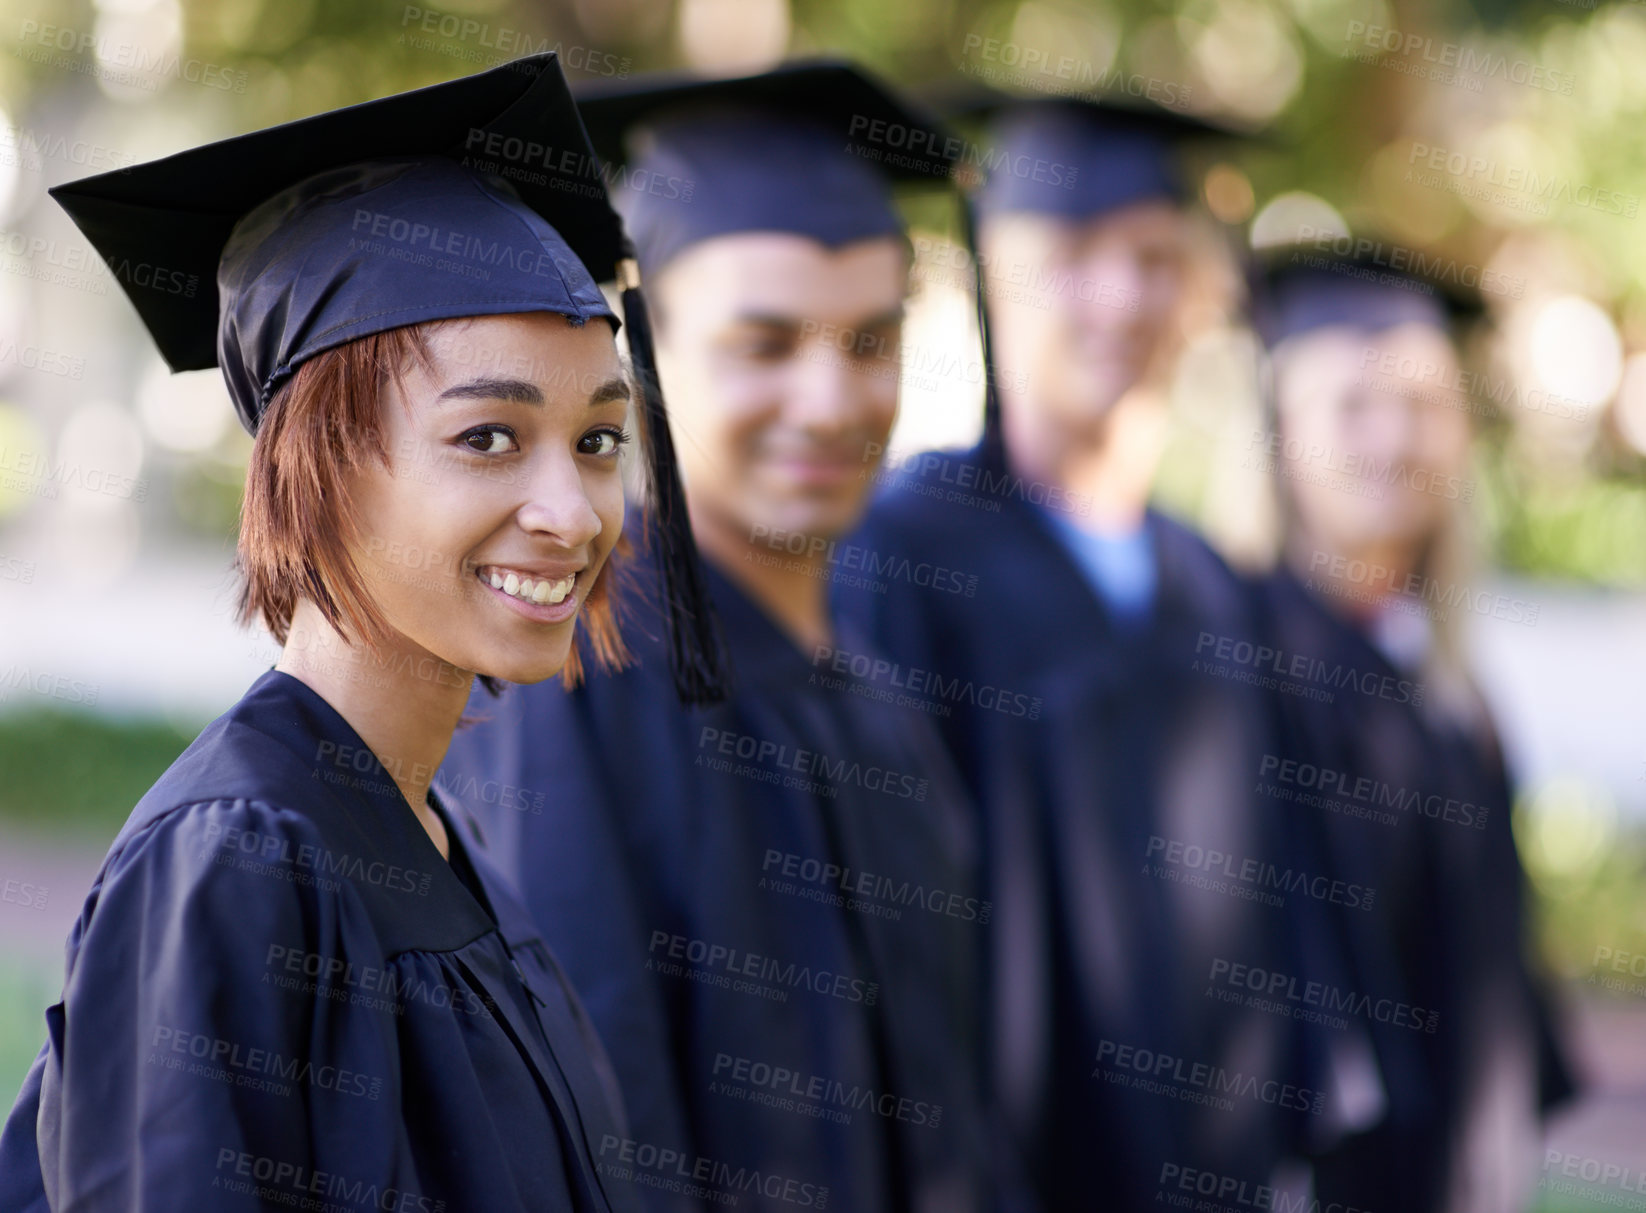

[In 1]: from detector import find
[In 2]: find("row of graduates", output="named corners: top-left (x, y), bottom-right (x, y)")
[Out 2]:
top-left (0, 50), bottom-right (1571, 1213)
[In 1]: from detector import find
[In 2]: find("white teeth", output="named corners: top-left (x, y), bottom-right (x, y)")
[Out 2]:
top-left (483, 567), bottom-right (576, 606)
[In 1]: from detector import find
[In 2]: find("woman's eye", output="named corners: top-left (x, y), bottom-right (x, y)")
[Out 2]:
top-left (579, 428), bottom-right (630, 457)
top-left (460, 426), bottom-right (518, 454)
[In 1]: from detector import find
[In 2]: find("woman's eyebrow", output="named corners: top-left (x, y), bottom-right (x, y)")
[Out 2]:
top-left (588, 376), bottom-right (632, 407)
top-left (435, 376), bottom-right (631, 407)
top-left (437, 377), bottom-right (544, 405)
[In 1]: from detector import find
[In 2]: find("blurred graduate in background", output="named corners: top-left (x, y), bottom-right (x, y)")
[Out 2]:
top-left (1251, 247), bottom-right (1576, 1212)
top-left (438, 62), bottom-right (1028, 1213)
top-left (837, 96), bottom-right (1337, 1209)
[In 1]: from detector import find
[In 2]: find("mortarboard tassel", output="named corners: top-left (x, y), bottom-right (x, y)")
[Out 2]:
top-left (960, 195), bottom-right (1009, 480)
top-left (616, 243), bottom-right (731, 705)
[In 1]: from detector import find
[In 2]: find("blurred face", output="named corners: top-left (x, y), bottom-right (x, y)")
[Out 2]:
top-left (981, 198), bottom-right (1190, 428)
top-left (1273, 322), bottom-right (1472, 560)
top-left (349, 313), bottom-right (630, 684)
top-left (650, 232), bottom-right (908, 545)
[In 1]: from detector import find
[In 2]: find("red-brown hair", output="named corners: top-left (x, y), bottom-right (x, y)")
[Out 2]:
top-left (235, 321), bottom-right (633, 688)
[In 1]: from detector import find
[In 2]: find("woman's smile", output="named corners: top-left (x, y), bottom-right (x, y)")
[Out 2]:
top-left (475, 563), bottom-right (584, 622)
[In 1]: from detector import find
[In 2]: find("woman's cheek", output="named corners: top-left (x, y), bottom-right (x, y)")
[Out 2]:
top-left (591, 473), bottom-right (626, 559)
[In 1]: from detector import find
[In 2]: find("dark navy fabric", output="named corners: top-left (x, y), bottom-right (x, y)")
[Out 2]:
top-left (835, 445), bottom-right (1328, 1210)
top-left (0, 670), bottom-right (639, 1213)
top-left (1256, 568), bottom-right (1573, 1211)
top-left (439, 552), bottom-right (1012, 1213)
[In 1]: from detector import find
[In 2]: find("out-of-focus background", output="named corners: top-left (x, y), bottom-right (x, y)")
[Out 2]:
top-left (0, 0), bottom-right (1642, 1202)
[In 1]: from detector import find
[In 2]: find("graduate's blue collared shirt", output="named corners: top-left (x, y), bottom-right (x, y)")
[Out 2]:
top-left (1032, 505), bottom-right (1158, 625)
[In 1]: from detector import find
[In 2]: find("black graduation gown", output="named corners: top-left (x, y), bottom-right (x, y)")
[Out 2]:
top-left (0, 669), bottom-right (640, 1213)
top-left (438, 558), bottom-right (1008, 1213)
top-left (1257, 568), bottom-right (1573, 1212)
top-left (836, 446), bottom-right (1327, 1211)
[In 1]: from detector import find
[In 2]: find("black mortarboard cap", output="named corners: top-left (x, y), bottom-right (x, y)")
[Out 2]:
top-left (51, 54), bottom-right (625, 432)
top-left (966, 95), bottom-right (1245, 223)
top-left (574, 59), bottom-right (961, 276)
top-left (50, 53), bottom-right (727, 703)
top-left (1250, 237), bottom-right (1485, 348)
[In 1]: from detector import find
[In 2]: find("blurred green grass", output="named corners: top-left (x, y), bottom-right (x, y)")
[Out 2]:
top-left (0, 953), bottom-right (53, 1108)
top-left (0, 710), bottom-right (202, 836)
top-left (0, 710), bottom-right (200, 1102)
top-left (0, 711), bottom-right (202, 1101)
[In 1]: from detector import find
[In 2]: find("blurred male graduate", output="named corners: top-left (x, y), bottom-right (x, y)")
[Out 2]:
top-left (438, 62), bottom-right (1030, 1213)
top-left (836, 96), bottom-right (1341, 1210)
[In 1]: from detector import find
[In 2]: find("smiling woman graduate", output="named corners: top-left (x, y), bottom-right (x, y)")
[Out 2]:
top-left (0, 54), bottom-right (723, 1213)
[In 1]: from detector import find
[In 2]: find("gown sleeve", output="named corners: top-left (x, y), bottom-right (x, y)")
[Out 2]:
top-left (29, 797), bottom-right (408, 1210)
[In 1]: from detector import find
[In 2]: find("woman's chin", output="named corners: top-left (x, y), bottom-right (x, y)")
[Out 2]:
top-left (475, 651), bottom-right (571, 687)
